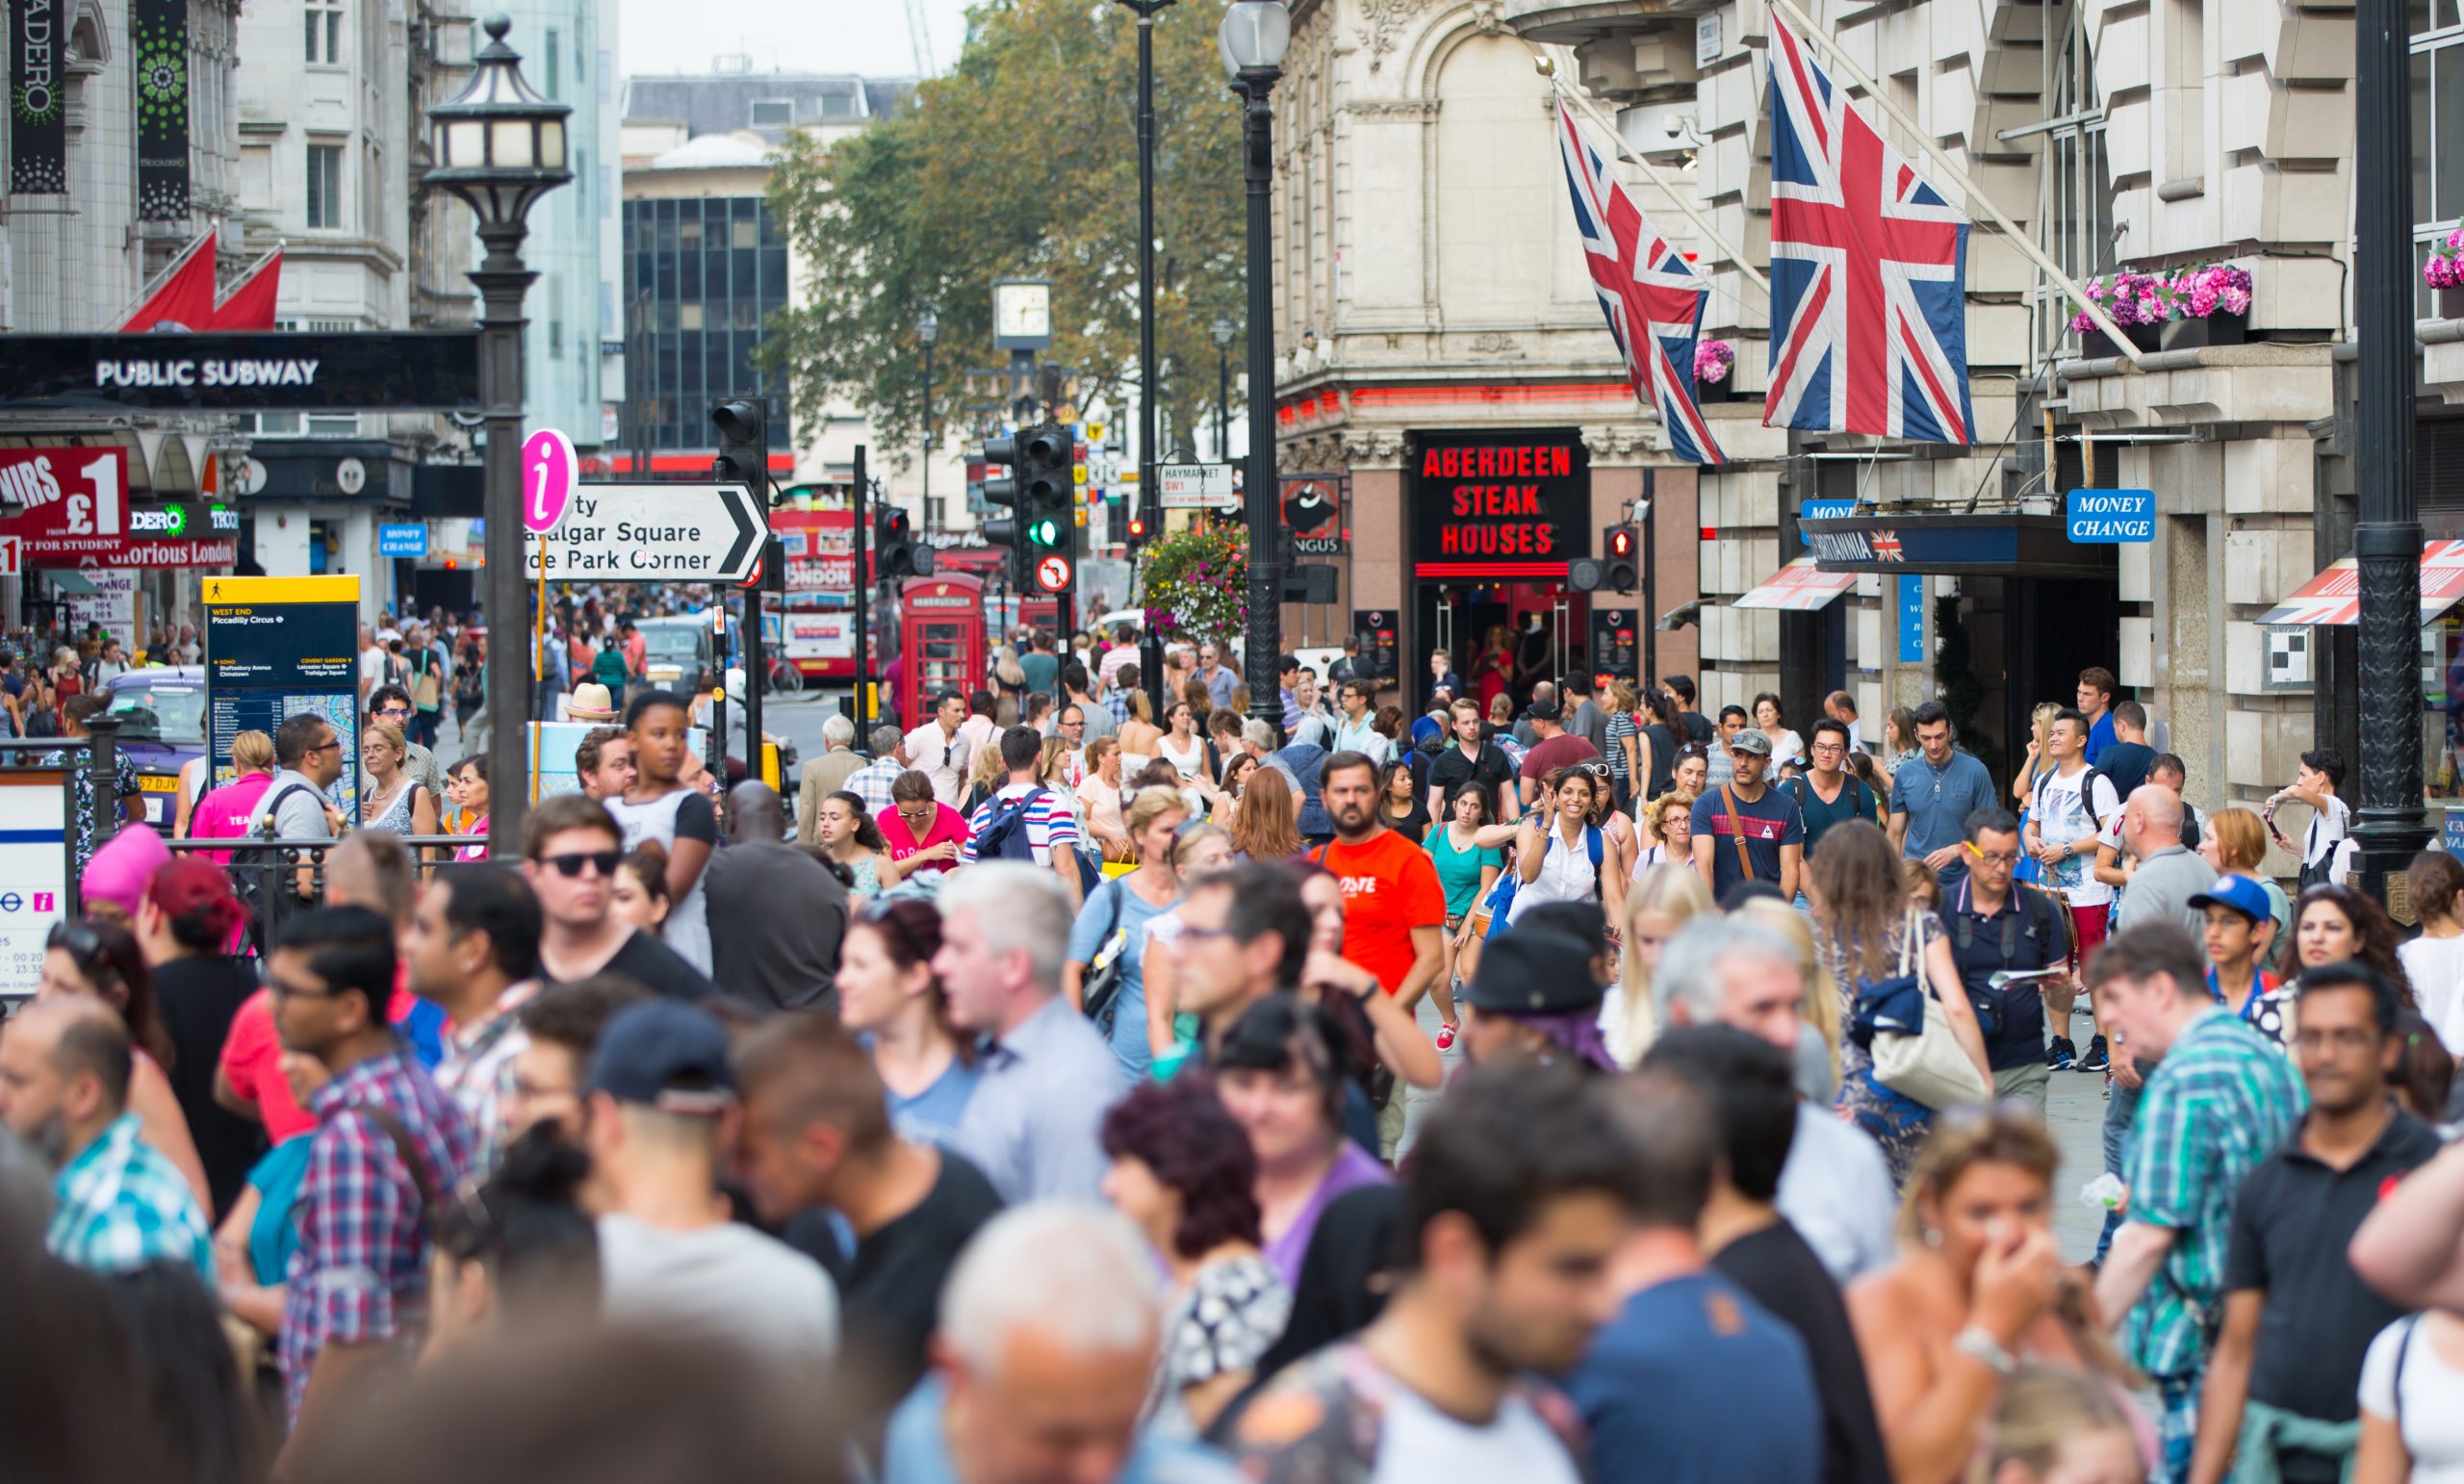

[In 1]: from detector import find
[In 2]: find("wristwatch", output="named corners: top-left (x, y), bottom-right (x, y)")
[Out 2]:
top-left (1953, 1324), bottom-right (2017, 1377)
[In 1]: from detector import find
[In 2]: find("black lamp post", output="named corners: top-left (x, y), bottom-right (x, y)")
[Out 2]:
top-left (1121, 0), bottom-right (1175, 717)
top-left (2349, 0), bottom-right (2431, 896)
top-left (1220, 0), bottom-right (1287, 729)
top-left (918, 305), bottom-right (939, 531)
top-left (1212, 315), bottom-right (1235, 462)
top-left (425, 13), bottom-right (571, 857)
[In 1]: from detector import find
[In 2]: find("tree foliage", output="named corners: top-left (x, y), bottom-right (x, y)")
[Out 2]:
top-left (764, 0), bottom-right (1248, 470)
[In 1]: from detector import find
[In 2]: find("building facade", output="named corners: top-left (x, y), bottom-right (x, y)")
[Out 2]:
top-left (1270, 0), bottom-right (2451, 873)
top-left (230, 0), bottom-right (479, 617)
top-left (0, 0), bottom-right (249, 639)
top-left (1260, 0), bottom-right (1704, 710)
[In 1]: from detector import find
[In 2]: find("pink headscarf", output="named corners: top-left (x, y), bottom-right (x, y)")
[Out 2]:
top-left (81, 824), bottom-right (171, 920)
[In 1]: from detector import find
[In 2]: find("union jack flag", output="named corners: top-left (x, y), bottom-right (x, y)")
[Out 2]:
top-left (1554, 101), bottom-right (1725, 466)
top-left (1764, 19), bottom-right (1973, 444)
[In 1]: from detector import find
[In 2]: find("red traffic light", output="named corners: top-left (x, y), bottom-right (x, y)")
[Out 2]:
top-left (1608, 527), bottom-right (1635, 558)
top-left (1127, 517), bottom-right (1146, 539)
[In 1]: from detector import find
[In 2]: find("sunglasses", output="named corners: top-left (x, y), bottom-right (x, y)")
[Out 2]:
top-left (46, 919), bottom-right (103, 966)
top-left (534, 850), bottom-right (620, 879)
top-left (857, 896), bottom-right (933, 962)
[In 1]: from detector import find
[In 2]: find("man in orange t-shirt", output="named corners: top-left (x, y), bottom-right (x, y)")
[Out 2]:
top-left (1316, 751), bottom-right (1447, 1007)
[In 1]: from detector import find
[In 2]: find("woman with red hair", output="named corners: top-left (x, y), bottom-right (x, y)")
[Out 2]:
top-left (132, 857), bottom-right (262, 1215)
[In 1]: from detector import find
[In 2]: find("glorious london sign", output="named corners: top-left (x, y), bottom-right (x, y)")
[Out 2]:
top-left (1408, 429), bottom-right (1590, 580)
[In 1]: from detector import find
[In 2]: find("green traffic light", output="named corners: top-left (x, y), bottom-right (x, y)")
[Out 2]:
top-left (1028, 518), bottom-right (1062, 547)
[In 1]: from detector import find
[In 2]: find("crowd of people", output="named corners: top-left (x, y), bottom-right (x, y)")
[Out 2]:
top-left (15, 621), bottom-right (2464, 1484)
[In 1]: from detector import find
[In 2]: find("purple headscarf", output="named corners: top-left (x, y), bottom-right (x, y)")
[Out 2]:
top-left (81, 824), bottom-right (170, 920)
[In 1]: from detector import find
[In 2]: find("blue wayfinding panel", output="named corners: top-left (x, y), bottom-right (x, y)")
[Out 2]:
top-left (1897, 576), bottom-right (1925, 663)
top-left (2065, 489), bottom-right (2154, 544)
top-left (378, 523), bottom-right (427, 558)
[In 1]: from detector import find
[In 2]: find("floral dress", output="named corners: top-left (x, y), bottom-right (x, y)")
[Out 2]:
top-left (1819, 908), bottom-right (1944, 1190)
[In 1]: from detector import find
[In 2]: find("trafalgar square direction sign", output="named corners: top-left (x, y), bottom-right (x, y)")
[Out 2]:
top-left (524, 481), bottom-right (767, 582)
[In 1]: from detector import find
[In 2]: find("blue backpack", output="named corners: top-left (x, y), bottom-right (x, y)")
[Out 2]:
top-left (1277, 744), bottom-right (1336, 839)
top-left (1481, 825), bottom-right (1604, 939)
top-left (974, 788), bottom-right (1100, 892)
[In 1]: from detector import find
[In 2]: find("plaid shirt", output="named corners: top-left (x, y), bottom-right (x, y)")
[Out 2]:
top-left (846, 756), bottom-right (905, 816)
top-left (46, 1113), bottom-right (213, 1279)
top-left (1105, 690), bottom-right (1133, 728)
top-left (2121, 1010), bottom-right (2307, 1378)
top-left (280, 1045), bottom-right (476, 1421)
top-left (429, 983), bottom-right (537, 1175)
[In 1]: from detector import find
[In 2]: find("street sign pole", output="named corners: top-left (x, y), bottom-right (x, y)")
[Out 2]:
top-left (853, 445), bottom-right (870, 726)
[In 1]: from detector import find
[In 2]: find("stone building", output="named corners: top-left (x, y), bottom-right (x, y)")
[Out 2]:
top-left (1270, 0), bottom-right (2448, 859)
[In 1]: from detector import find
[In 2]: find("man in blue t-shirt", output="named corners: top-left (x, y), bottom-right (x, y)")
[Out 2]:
top-left (1887, 701), bottom-right (1998, 890)
top-left (1568, 1070), bottom-right (1824, 1484)
top-left (2079, 664), bottom-right (2120, 765)
top-left (1688, 729), bottom-right (1806, 903)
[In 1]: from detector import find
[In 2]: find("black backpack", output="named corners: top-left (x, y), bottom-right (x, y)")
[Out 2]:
top-left (2033, 765), bottom-right (2121, 833)
top-left (239, 780), bottom-right (323, 957)
top-left (1952, 881), bottom-right (2064, 1036)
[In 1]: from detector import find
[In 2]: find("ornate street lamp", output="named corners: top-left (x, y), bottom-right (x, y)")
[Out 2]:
top-left (1220, 0), bottom-right (1288, 729)
top-left (425, 13), bottom-right (571, 857)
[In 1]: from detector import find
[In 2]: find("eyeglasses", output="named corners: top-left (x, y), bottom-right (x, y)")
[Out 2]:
top-left (534, 850), bottom-right (620, 879)
top-left (374, 706), bottom-right (412, 721)
top-left (1966, 850), bottom-right (2023, 866)
top-left (2294, 1027), bottom-right (2382, 1052)
top-left (267, 974), bottom-right (344, 1002)
top-left (306, 738), bottom-right (343, 754)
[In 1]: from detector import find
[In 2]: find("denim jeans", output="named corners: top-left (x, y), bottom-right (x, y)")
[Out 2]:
top-left (2096, 1074), bottom-right (2143, 1262)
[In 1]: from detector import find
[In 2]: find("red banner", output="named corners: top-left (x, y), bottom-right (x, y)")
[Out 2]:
top-left (0, 447), bottom-right (237, 568)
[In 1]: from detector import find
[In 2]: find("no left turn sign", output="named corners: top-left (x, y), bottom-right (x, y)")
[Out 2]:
top-left (1036, 554), bottom-right (1072, 593)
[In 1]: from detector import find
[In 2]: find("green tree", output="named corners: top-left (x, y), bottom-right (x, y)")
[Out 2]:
top-left (763, 0), bottom-right (1248, 470)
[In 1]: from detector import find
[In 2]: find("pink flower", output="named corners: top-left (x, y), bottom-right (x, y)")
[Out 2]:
top-left (2431, 255), bottom-right (2457, 290)
top-left (2220, 286), bottom-right (2250, 315)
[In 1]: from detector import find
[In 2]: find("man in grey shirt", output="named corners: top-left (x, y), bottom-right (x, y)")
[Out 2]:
top-left (936, 862), bottom-right (1124, 1203)
top-left (265, 712), bottom-right (345, 840)
top-left (1887, 700), bottom-right (1998, 889)
top-left (1564, 672), bottom-right (1610, 757)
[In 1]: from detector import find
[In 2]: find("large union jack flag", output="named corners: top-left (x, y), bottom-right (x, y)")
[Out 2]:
top-left (1554, 101), bottom-right (1725, 466)
top-left (1764, 19), bottom-right (1973, 444)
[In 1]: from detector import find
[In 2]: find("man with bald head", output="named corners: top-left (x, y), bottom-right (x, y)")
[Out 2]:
top-left (704, 780), bottom-right (848, 1011)
top-left (0, 997), bottom-right (212, 1277)
top-left (2113, 783), bottom-right (2213, 937)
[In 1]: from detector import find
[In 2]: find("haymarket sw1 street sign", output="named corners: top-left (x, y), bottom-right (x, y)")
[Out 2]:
top-left (1157, 463), bottom-right (1236, 510)
top-left (523, 482), bottom-right (765, 582)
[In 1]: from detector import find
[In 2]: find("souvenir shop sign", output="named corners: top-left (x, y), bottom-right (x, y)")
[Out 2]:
top-left (1408, 429), bottom-right (1590, 580)
top-left (0, 448), bottom-right (238, 567)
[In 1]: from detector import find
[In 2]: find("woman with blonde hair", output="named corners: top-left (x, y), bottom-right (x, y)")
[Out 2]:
top-left (1230, 766), bottom-right (1302, 863)
top-left (958, 737), bottom-right (1009, 816)
top-left (2012, 702), bottom-right (2065, 886)
top-left (2199, 805), bottom-right (2292, 951)
top-left (1604, 863), bottom-right (1717, 1067)
top-left (1635, 790), bottom-right (1697, 868)
top-left (1848, 1113), bottom-right (2148, 1484)
top-left (1985, 1367), bottom-right (2146, 1484)
top-left (1142, 822), bottom-right (1239, 1066)
top-left (1068, 784), bottom-right (1191, 1080)
top-left (1808, 821), bottom-right (1989, 1187)
top-left (1117, 687), bottom-right (1163, 762)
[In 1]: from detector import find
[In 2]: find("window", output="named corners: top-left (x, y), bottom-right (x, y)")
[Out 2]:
top-left (307, 414), bottom-right (358, 436)
top-left (819, 91), bottom-right (855, 118)
top-left (2415, 0), bottom-right (2464, 314)
top-left (305, 143), bottom-right (344, 229)
top-left (551, 284), bottom-right (566, 358)
top-left (2034, 13), bottom-right (2113, 357)
top-left (732, 217), bottom-right (757, 248)
top-left (680, 303), bottom-right (705, 330)
top-left (238, 412), bottom-right (303, 435)
top-left (305, 0), bottom-right (342, 64)
top-left (545, 30), bottom-right (561, 100)
top-left (240, 144), bottom-right (271, 206)
top-left (750, 99), bottom-right (794, 128)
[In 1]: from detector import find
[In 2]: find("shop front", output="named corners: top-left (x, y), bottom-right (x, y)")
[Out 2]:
top-left (1407, 427), bottom-right (1594, 717)
top-left (0, 447), bottom-right (240, 646)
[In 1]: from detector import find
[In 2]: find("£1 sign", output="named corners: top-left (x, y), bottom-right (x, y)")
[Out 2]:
top-left (522, 429), bottom-right (578, 535)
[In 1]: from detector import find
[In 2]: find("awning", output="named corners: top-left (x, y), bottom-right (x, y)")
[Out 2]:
top-left (1800, 512), bottom-right (2116, 579)
top-left (1732, 557), bottom-right (1857, 610)
top-left (40, 570), bottom-right (97, 595)
top-left (2255, 540), bottom-right (2464, 626)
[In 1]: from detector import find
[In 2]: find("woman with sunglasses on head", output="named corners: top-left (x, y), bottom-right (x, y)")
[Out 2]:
top-left (876, 769), bottom-right (973, 888)
top-left (813, 789), bottom-right (893, 899)
top-left (837, 896), bottom-right (979, 1150)
top-left (1669, 741), bottom-right (1711, 804)
top-left (41, 915), bottom-right (213, 1212)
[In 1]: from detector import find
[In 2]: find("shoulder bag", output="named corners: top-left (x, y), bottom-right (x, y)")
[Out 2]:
top-left (1719, 785), bottom-right (1757, 883)
top-left (1861, 909), bottom-right (1990, 1111)
top-left (1079, 880), bottom-right (1132, 1036)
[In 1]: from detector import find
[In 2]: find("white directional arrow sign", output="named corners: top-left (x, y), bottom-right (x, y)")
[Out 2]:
top-left (522, 481), bottom-right (766, 583)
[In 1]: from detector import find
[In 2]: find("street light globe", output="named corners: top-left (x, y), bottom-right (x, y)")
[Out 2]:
top-left (1218, 0), bottom-right (1291, 78)
top-left (424, 14), bottom-right (573, 232)
top-left (918, 307), bottom-right (940, 346)
top-left (1212, 316), bottom-right (1236, 346)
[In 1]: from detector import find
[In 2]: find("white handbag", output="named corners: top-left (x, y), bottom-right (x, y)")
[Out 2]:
top-left (1869, 910), bottom-right (1991, 1111)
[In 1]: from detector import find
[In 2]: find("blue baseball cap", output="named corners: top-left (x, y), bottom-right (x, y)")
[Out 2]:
top-left (588, 1000), bottom-right (735, 1114)
top-left (2188, 875), bottom-right (2272, 927)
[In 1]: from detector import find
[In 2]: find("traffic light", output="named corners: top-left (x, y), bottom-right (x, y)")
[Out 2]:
top-left (876, 505), bottom-right (936, 580)
top-left (712, 397), bottom-right (767, 489)
top-left (979, 431), bottom-right (1029, 591)
top-left (1604, 524), bottom-right (1639, 592)
top-left (1017, 423), bottom-right (1075, 594)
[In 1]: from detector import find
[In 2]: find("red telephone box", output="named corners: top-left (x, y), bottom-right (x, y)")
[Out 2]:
top-left (898, 572), bottom-right (987, 728)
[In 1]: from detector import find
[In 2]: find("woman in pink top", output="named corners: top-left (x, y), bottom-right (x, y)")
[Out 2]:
top-left (876, 769), bottom-right (972, 885)
top-left (188, 729), bottom-right (278, 865)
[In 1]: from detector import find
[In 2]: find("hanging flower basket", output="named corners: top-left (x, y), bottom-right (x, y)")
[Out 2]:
top-left (1692, 340), bottom-right (1735, 402)
top-left (1136, 525), bottom-right (1248, 647)
top-left (2425, 228), bottom-right (2464, 317)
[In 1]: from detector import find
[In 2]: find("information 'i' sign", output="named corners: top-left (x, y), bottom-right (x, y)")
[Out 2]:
top-left (521, 428), bottom-right (578, 535)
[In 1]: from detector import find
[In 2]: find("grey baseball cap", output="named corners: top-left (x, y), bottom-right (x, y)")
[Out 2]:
top-left (1730, 728), bottom-right (1774, 757)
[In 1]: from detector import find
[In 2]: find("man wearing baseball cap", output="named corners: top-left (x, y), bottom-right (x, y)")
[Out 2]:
top-left (1458, 926), bottom-right (1615, 1071)
top-left (586, 1001), bottom-right (838, 1364)
top-left (2189, 874), bottom-right (2293, 1050)
top-left (1687, 729), bottom-right (1806, 904)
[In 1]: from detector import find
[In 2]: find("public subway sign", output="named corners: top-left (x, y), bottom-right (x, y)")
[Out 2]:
top-left (1408, 429), bottom-right (1590, 580)
top-left (0, 334), bottom-right (483, 411)
top-left (2064, 488), bottom-right (2155, 544)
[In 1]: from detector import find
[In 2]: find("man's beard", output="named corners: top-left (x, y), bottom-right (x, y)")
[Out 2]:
top-left (1332, 803), bottom-right (1373, 836)
top-left (28, 1112), bottom-right (69, 1169)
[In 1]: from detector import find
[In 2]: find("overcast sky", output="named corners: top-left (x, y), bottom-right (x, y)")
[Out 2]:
top-left (619, 0), bottom-right (972, 83)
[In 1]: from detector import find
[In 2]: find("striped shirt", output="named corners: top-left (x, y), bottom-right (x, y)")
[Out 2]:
top-left (47, 1113), bottom-right (214, 1279)
top-left (2121, 1010), bottom-right (2308, 1377)
top-left (960, 782), bottom-right (1084, 867)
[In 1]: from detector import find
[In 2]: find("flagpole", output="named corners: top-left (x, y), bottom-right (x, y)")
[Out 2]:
top-left (1764, 0), bottom-right (2148, 365)
top-left (1531, 49), bottom-right (1771, 296)
top-left (111, 230), bottom-right (216, 330)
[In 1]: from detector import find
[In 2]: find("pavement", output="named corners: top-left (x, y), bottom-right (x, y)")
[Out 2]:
top-left (2046, 1047), bottom-right (2117, 1264)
